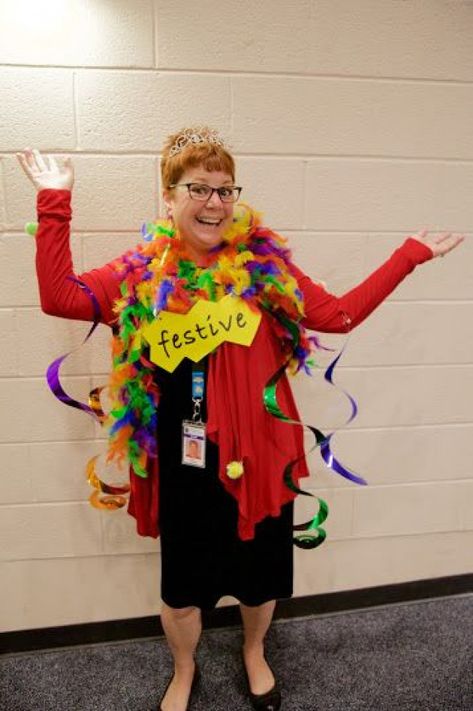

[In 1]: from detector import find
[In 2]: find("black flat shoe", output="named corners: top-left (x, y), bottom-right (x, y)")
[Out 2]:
top-left (241, 653), bottom-right (282, 711)
top-left (158, 661), bottom-right (200, 711)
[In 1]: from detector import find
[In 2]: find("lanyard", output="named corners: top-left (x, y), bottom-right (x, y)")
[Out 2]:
top-left (182, 361), bottom-right (207, 468)
top-left (191, 361), bottom-right (205, 423)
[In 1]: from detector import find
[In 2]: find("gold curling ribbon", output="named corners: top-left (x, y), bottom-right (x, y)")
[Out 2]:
top-left (86, 455), bottom-right (130, 511)
top-left (85, 385), bottom-right (130, 509)
top-left (88, 386), bottom-right (107, 423)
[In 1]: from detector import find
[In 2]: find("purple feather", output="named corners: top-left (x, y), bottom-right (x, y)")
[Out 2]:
top-left (155, 279), bottom-right (173, 311)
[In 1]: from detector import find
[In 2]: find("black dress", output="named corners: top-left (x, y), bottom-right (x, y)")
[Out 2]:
top-left (155, 356), bottom-right (294, 611)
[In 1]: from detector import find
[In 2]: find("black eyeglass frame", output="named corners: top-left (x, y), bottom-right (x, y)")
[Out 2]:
top-left (168, 182), bottom-right (243, 203)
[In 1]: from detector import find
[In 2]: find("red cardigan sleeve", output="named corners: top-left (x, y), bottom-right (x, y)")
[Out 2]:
top-left (290, 238), bottom-right (434, 333)
top-left (35, 189), bottom-right (122, 326)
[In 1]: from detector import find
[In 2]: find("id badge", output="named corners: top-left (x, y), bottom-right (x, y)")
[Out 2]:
top-left (182, 420), bottom-right (206, 468)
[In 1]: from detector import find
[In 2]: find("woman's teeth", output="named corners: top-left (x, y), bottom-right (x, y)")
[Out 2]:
top-left (196, 217), bottom-right (221, 226)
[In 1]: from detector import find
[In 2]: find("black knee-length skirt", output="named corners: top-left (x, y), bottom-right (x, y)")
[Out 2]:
top-left (155, 356), bottom-right (294, 611)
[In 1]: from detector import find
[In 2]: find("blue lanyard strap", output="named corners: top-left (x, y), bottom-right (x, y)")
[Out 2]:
top-left (191, 362), bottom-right (205, 399)
top-left (191, 361), bottom-right (205, 422)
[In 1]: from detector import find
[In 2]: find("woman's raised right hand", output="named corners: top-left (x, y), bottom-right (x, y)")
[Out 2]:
top-left (16, 148), bottom-right (74, 192)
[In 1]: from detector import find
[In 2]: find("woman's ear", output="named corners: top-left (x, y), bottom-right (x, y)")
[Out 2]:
top-left (162, 190), bottom-right (173, 220)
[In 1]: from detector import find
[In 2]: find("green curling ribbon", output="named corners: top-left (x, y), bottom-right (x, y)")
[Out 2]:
top-left (293, 499), bottom-right (328, 549)
top-left (264, 360), bottom-right (329, 550)
top-left (263, 309), bottom-right (331, 550)
top-left (25, 221), bottom-right (38, 236)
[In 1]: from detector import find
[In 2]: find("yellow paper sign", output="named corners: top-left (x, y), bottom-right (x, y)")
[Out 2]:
top-left (142, 295), bottom-right (262, 372)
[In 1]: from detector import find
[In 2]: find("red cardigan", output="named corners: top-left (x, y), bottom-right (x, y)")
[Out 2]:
top-left (35, 189), bottom-right (433, 540)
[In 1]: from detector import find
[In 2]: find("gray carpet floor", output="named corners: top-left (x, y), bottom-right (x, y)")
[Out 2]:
top-left (1, 594), bottom-right (472, 710)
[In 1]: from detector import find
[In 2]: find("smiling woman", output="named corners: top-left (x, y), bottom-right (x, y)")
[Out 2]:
top-left (163, 167), bottom-right (235, 261)
top-left (16, 125), bottom-right (463, 711)
top-left (161, 128), bottom-right (239, 262)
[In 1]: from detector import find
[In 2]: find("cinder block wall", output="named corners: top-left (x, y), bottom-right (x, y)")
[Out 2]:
top-left (1, 0), bottom-right (472, 632)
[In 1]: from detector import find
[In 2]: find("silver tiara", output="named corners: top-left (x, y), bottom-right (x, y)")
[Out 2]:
top-left (169, 128), bottom-right (227, 157)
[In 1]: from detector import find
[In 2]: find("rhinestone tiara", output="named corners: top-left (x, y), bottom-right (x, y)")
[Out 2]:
top-left (168, 127), bottom-right (228, 157)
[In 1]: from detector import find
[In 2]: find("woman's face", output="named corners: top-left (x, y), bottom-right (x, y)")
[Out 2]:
top-left (163, 166), bottom-right (235, 262)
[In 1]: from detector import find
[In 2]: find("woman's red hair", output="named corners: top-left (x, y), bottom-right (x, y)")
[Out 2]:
top-left (161, 126), bottom-right (235, 189)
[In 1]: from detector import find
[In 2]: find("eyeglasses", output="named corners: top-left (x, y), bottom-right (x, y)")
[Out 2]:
top-left (168, 182), bottom-right (242, 203)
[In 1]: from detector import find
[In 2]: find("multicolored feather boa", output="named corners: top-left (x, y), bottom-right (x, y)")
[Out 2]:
top-left (106, 203), bottom-right (320, 478)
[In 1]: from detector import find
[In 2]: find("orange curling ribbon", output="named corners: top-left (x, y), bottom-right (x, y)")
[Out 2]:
top-left (86, 387), bottom-right (131, 509)
top-left (86, 455), bottom-right (130, 510)
top-left (88, 386), bottom-right (107, 424)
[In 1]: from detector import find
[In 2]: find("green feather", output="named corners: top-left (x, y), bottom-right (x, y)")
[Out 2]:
top-left (197, 271), bottom-right (216, 300)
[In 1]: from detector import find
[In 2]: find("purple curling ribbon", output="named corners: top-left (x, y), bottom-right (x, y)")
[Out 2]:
top-left (264, 334), bottom-right (367, 486)
top-left (319, 338), bottom-right (367, 485)
top-left (46, 277), bottom-right (103, 422)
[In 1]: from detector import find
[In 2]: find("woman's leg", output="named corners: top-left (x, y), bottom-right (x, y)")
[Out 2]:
top-left (159, 602), bottom-right (202, 710)
top-left (240, 599), bottom-right (277, 695)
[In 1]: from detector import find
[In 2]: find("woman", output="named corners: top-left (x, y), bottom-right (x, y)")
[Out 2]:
top-left (16, 128), bottom-right (464, 711)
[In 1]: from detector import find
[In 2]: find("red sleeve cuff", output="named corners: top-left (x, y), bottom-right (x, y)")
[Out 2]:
top-left (402, 236), bottom-right (434, 264)
top-left (37, 189), bottom-right (72, 219)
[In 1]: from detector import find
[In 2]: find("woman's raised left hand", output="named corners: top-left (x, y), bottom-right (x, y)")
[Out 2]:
top-left (412, 229), bottom-right (465, 258)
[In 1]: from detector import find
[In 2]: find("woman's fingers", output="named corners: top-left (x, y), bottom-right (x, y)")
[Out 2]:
top-left (16, 149), bottom-right (38, 179)
top-left (437, 231), bottom-right (463, 246)
top-left (434, 232), bottom-right (455, 247)
top-left (16, 152), bottom-right (35, 181)
top-left (433, 233), bottom-right (465, 257)
top-left (61, 155), bottom-right (72, 172)
top-left (23, 147), bottom-right (36, 172)
top-left (16, 152), bottom-right (27, 174)
top-left (18, 148), bottom-right (55, 174)
top-left (49, 155), bottom-right (59, 173)
top-left (16, 148), bottom-right (74, 191)
top-left (412, 228), bottom-right (465, 258)
top-left (440, 234), bottom-right (464, 253)
top-left (32, 148), bottom-right (47, 172)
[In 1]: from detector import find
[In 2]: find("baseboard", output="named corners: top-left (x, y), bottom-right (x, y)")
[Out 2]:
top-left (2, 573), bottom-right (472, 655)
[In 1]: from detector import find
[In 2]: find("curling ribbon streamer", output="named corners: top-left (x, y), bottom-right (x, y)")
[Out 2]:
top-left (88, 386), bottom-right (107, 424)
top-left (86, 455), bottom-right (129, 510)
top-left (46, 277), bottom-right (102, 420)
top-left (264, 360), bottom-right (328, 549)
top-left (319, 346), bottom-right (366, 485)
top-left (45, 277), bottom-right (130, 508)
top-left (264, 317), bottom-right (367, 549)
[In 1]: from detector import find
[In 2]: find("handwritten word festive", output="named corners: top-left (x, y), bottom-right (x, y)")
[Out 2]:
top-left (142, 296), bottom-right (262, 372)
